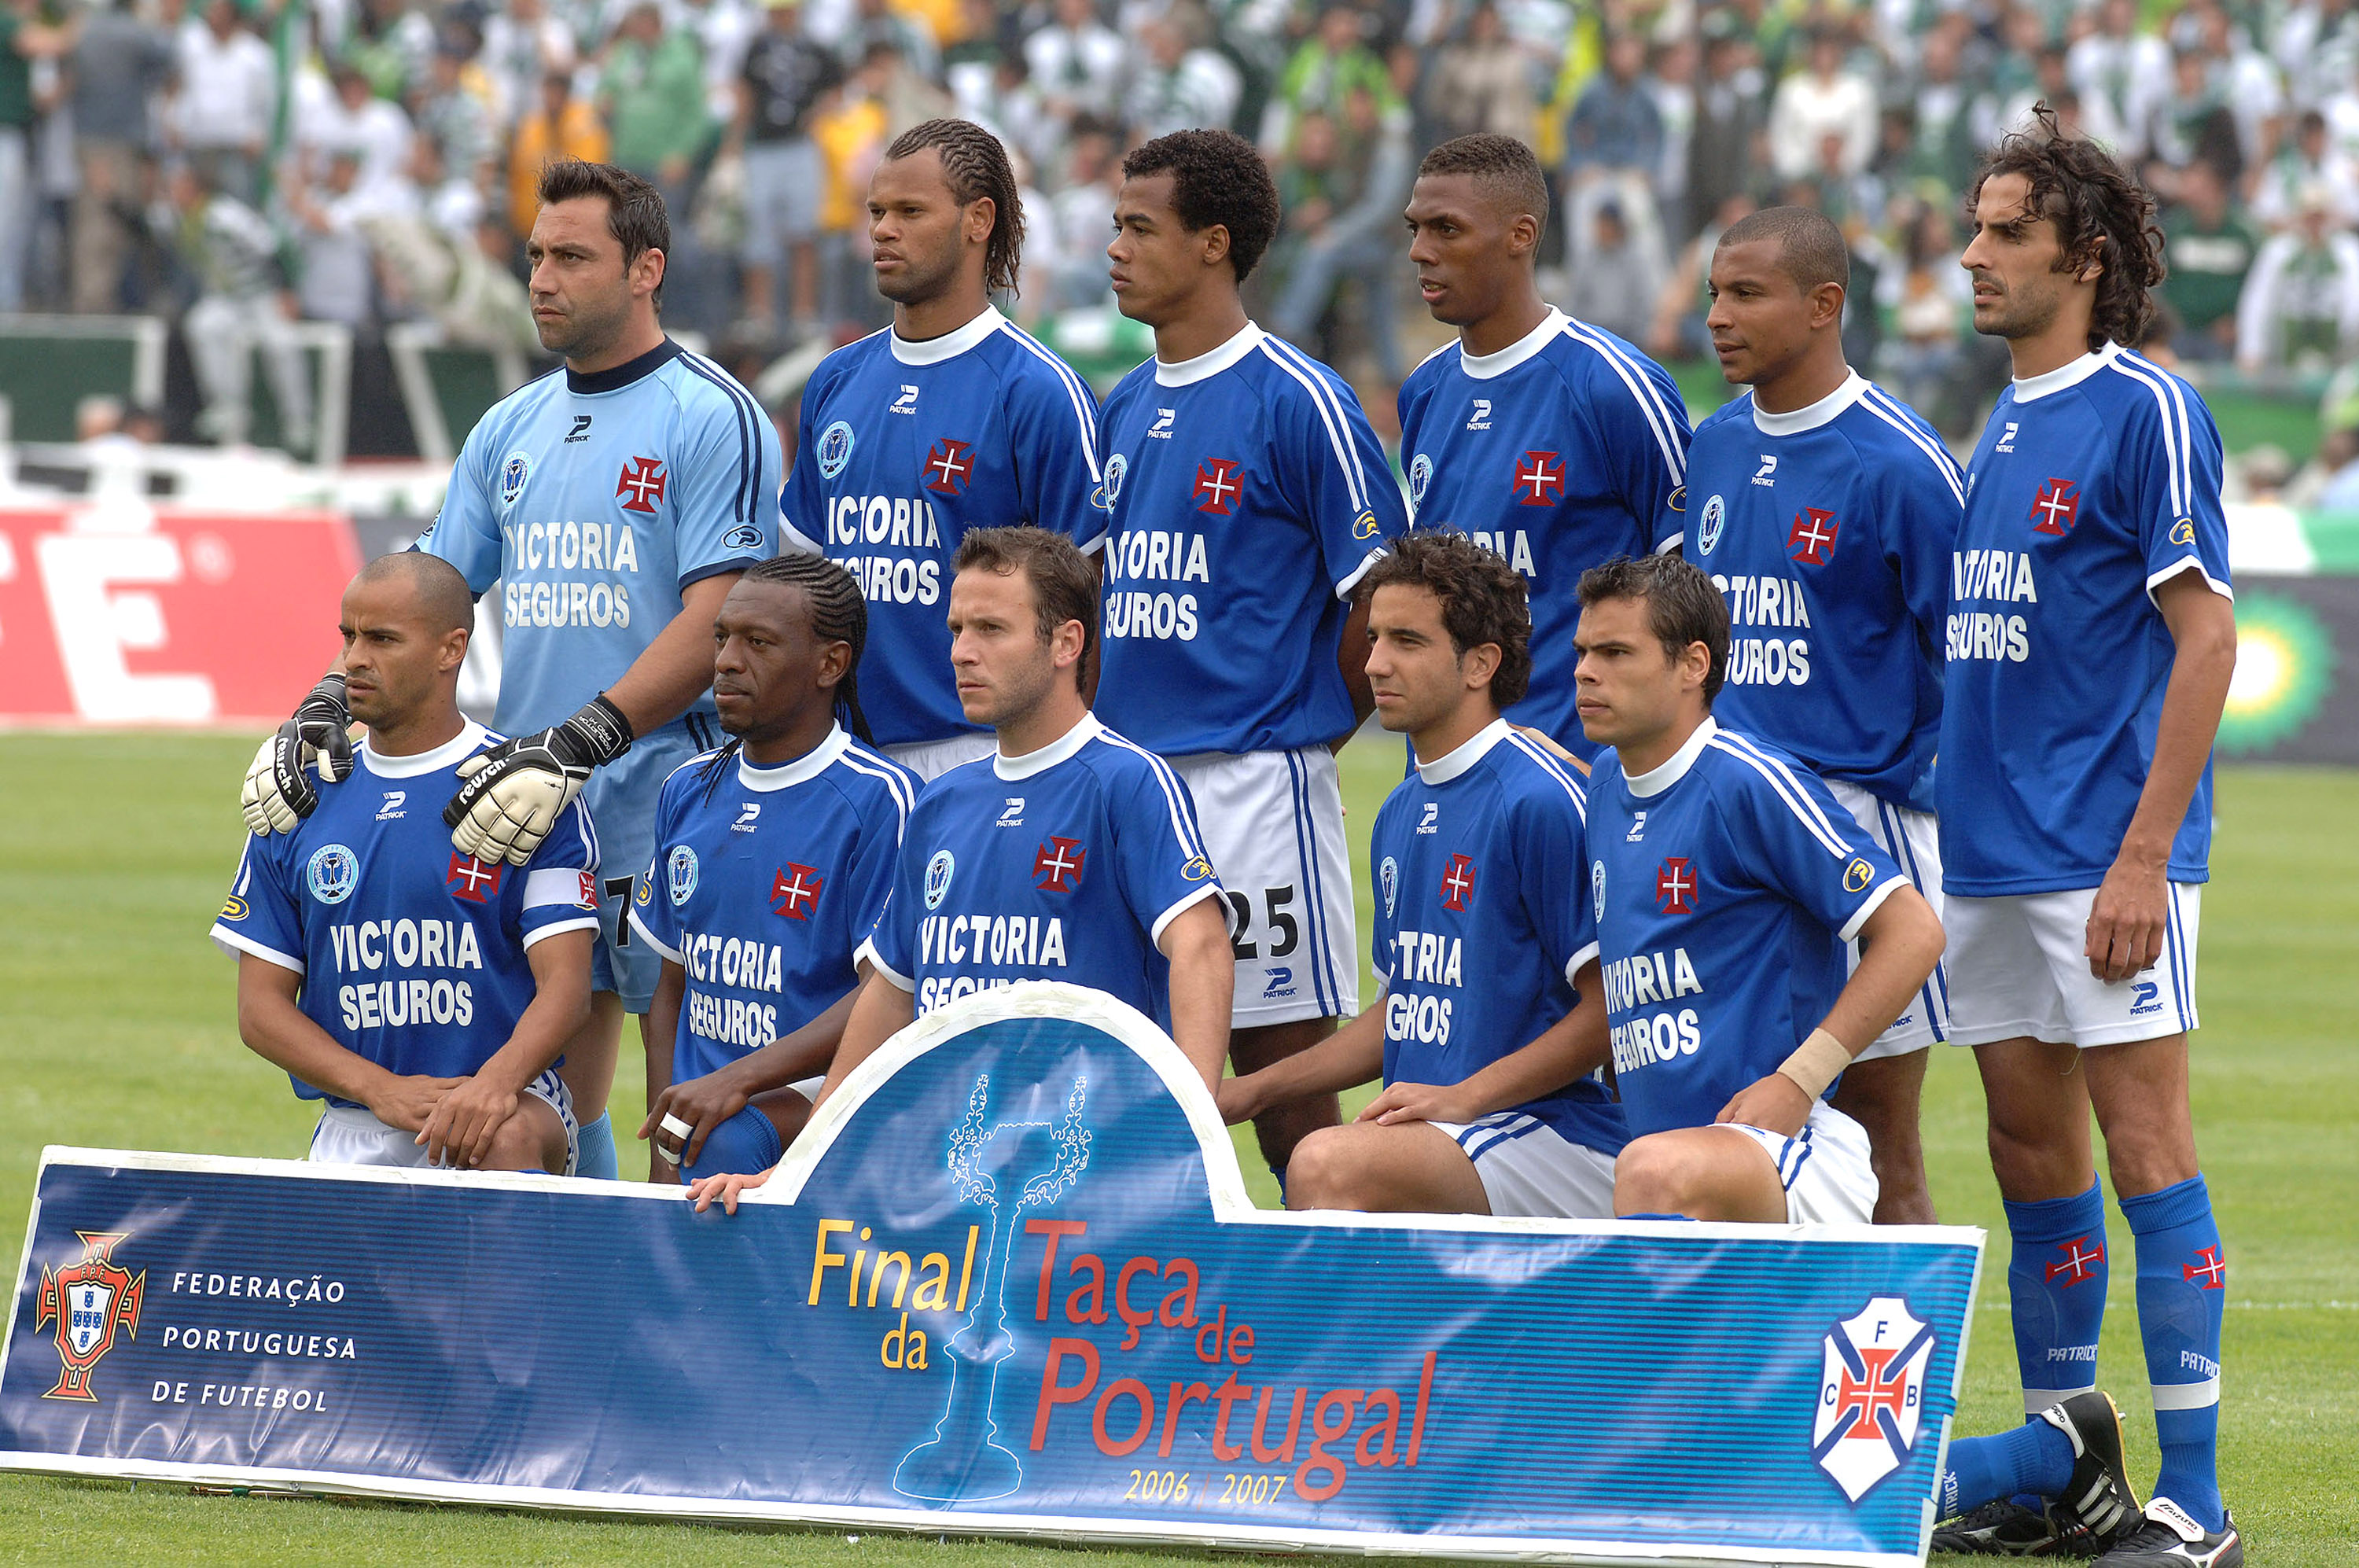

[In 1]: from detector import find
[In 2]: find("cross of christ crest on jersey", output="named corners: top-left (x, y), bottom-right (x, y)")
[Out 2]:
top-left (1192, 459), bottom-right (1242, 515)
top-left (1514, 450), bottom-right (1566, 506)
top-left (616, 455), bottom-right (668, 513)
top-left (924, 439), bottom-right (977, 495)
top-left (1787, 506), bottom-right (1840, 565)
top-left (2030, 477), bottom-right (2080, 536)
top-left (771, 863), bottom-right (825, 920)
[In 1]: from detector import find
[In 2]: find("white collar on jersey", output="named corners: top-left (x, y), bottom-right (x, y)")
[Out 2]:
top-left (738, 723), bottom-right (850, 791)
top-left (1750, 370), bottom-right (1870, 436)
top-left (995, 711), bottom-right (1103, 780)
top-left (362, 720), bottom-right (488, 778)
top-left (1457, 307), bottom-right (1567, 381)
top-left (1415, 716), bottom-right (1513, 786)
top-left (1622, 715), bottom-right (1717, 798)
top-left (2010, 340), bottom-right (2122, 403)
top-left (1154, 322), bottom-right (1264, 387)
top-left (891, 305), bottom-right (1007, 366)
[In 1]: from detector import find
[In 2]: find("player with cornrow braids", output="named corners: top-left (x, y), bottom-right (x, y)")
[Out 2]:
top-left (630, 555), bottom-right (918, 1183)
top-left (778, 116), bottom-right (1108, 784)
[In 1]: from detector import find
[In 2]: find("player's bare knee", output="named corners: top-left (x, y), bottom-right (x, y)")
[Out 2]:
top-left (484, 1106), bottom-right (565, 1172)
top-left (1612, 1136), bottom-right (1695, 1214)
top-left (1281, 1126), bottom-right (1356, 1210)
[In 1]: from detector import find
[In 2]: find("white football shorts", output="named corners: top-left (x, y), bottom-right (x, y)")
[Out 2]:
top-left (1824, 778), bottom-right (1948, 1060)
top-left (1167, 745), bottom-right (1358, 1029)
top-left (882, 732), bottom-right (997, 782)
top-left (1428, 1112), bottom-right (1619, 1218)
top-left (307, 1068), bottom-right (579, 1176)
top-left (1945, 883), bottom-right (2201, 1049)
top-left (1723, 1101), bottom-right (1879, 1224)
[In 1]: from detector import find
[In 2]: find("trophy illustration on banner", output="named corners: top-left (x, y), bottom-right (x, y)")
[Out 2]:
top-left (893, 1071), bottom-right (1091, 1503)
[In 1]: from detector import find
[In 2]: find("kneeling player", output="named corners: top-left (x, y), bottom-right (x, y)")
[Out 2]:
top-left (212, 555), bottom-right (599, 1172)
top-left (630, 554), bottom-right (918, 1181)
top-left (1220, 533), bottom-right (1625, 1215)
top-left (689, 527), bottom-right (1235, 1214)
top-left (1570, 556), bottom-right (1945, 1224)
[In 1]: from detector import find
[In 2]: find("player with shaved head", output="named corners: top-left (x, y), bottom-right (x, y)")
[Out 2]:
top-left (1682, 204), bottom-right (1963, 1227)
top-left (1397, 132), bottom-right (1691, 757)
top-left (212, 552), bottom-right (602, 1173)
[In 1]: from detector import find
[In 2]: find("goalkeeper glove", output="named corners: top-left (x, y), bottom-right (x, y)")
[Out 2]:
top-left (443, 694), bottom-right (634, 866)
top-left (240, 674), bottom-right (355, 835)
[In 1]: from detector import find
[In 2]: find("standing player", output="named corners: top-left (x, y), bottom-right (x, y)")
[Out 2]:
top-left (1095, 128), bottom-right (1408, 1185)
top-left (1568, 555), bottom-right (1945, 1226)
top-left (1218, 532), bottom-right (1626, 1216)
top-left (213, 554), bottom-right (601, 1173)
top-left (778, 118), bottom-right (1106, 781)
top-left (1397, 134), bottom-right (1691, 755)
top-left (630, 555), bottom-right (917, 1183)
top-left (687, 528), bottom-right (1235, 1214)
top-left (1933, 116), bottom-right (2242, 1567)
top-left (240, 160), bottom-right (783, 1181)
top-left (1684, 205), bottom-right (1962, 1226)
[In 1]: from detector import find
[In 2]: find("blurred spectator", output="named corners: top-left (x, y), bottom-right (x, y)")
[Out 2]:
top-left (288, 151), bottom-right (384, 329)
top-left (163, 163), bottom-right (314, 453)
top-left (2162, 160), bottom-right (2259, 362)
top-left (68, 0), bottom-right (174, 315)
top-left (1566, 197), bottom-right (1661, 344)
top-left (1879, 200), bottom-right (1968, 418)
top-left (2237, 186), bottom-right (2359, 371)
top-left (480, 0), bottom-right (577, 128)
top-left (1043, 114), bottom-right (1121, 308)
top-left (508, 71), bottom-right (610, 244)
top-left (1649, 187), bottom-right (1755, 363)
top-left (1261, 4), bottom-right (1393, 154)
top-left (1644, 37), bottom-right (1695, 241)
top-left (1132, 9), bottom-right (1239, 142)
top-left (1686, 26), bottom-right (1761, 245)
top-left (2066, 0), bottom-right (2169, 160)
top-left (1564, 32), bottom-right (1661, 186)
top-left (414, 31), bottom-right (499, 189)
top-left (1, 0), bottom-right (68, 312)
top-left (1269, 83), bottom-right (1411, 380)
top-left (172, 0), bottom-right (277, 204)
top-left (845, 0), bottom-right (939, 81)
top-left (734, 0), bottom-right (840, 334)
top-left (811, 44), bottom-right (890, 322)
top-left (300, 63), bottom-right (417, 201)
top-left (2253, 109), bottom-right (2358, 229)
top-left (1421, 2), bottom-right (1535, 146)
top-left (600, 2), bottom-right (712, 192)
top-left (1026, 0), bottom-right (1128, 135)
top-left (1768, 28), bottom-right (1873, 182)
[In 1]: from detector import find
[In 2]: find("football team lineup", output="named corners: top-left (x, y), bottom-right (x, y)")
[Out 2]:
top-left (3, 107), bottom-right (2339, 1565)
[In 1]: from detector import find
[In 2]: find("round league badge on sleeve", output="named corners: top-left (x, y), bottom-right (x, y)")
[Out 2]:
top-left (667, 845), bottom-right (699, 906)
top-left (1697, 495), bottom-right (1726, 555)
top-left (817, 421), bottom-right (856, 480)
top-left (306, 845), bottom-right (359, 904)
top-left (925, 851), bottom-right (956, 910)
top-left (498, 451), bottom-right (532, 512)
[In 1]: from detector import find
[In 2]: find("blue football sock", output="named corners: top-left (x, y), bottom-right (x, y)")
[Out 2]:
top-left (572, 1110), bottom-right (619, 1180)
top-left (2005, 1180), bottom-right (2109, 1415)
top-left (1938, 1419), bottom-right (2077, 1518)
top-left (2122, 1175), bottom-right (2227, 1530)
top-left (677, 1107), bottom-right (786, 1183)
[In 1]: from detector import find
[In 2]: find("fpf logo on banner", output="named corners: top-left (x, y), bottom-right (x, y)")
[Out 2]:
top-left (1, 985), bottom-right (1984, 1567)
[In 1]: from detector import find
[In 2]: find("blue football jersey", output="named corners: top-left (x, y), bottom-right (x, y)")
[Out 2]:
top-left (1938, 343), bottom-right (2233, 895)
top-left (1370, 720), bottom-right (1626, 1155)
top-left (778, 307), bottom-right (1106, 746)
top-left (1583, 720), bottom-right (1906, 1139)
top-left (627, 727), bottom-right (917, 1084)
top-left (1397, 310), bottom-right (1691, 754)
top-left (210, 723), bottom-right (602, 1104)
top-left (1685, 374), bottom-right (1962, 811)
top-left (1091, 324), bottom-right (1407, 755)
top-left (858, 716), bottom-right (1224, 1029)
top-left (421, 339), bottom-right (784, 742)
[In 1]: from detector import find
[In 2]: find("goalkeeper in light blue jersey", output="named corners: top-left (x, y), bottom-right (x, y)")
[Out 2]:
top-left (238, 160), bottom-right (783, 1181)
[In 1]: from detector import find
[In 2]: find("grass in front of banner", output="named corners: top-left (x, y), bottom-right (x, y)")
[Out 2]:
top-left (0, 734), bottom-right (2352, 1567)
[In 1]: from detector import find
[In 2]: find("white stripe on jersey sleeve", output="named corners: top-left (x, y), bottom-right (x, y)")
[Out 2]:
top-left (1562, 320), bottom-right (1687, 484)
top-left (1501, 731), bottom-right (1590, 823)
top-left (1705, 734), bottom-right (1852, 859)
top-left (212, 924), bottom-right (304, 973)
top-left (837, 745), bottom-right (917, 830)
top-left (1714, 730), bottom-right (1850, 848)
top-left (1000, 322), bottom-right (1105, 484)
top-left (2122, 351), bottom-right (2196, 514)
top-left (626, 908), bottom-right (686, 965)
top-left (1858, 388), bottom-right (1967, 506)
top-left (856, 934), bottom-right (914, 992)
top-left (2107, 355), bottom-right (2189, 518)
top-left (1254, 337), bottom-right (1373, 513)
top-left (1095, 730), bottom-right (1213, 863)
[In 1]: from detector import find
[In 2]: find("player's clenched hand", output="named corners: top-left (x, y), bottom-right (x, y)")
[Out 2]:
top-left (2085, 852), bottom-right (2169, 984)
top-left (369, 1074), bottom-right (464, 1136)
top-left (642, 1067), bottom-right (752, 1169)
top-left (1716, 1073), bottom-right (1811, 1138)
top-left (687, 1165), bottom-right (775, 1216)
top-left (1358, 1080), bottom-right (1478, 1126)
top-left (443, 694), bottom-right (633, 866)
top-left (241, 675), bottom-right (354, 834)
top-left (418, 1076), bottom-right (519, 1169)
top-left (1213, 1074), bottom-right (1263, 1125)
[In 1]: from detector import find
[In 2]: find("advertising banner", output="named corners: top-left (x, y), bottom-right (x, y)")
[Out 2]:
top-left (0, 506), bottom-right (358, 726)
top-left (2, 985), bottom-right (1985, 1566)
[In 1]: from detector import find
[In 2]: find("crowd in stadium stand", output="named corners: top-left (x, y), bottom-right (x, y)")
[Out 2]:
top-left (10, 0), bottom-right (2359, 480)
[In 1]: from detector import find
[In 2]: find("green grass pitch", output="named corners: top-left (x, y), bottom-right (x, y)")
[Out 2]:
top-left (1, 733), bottom-right (2352, 1566)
